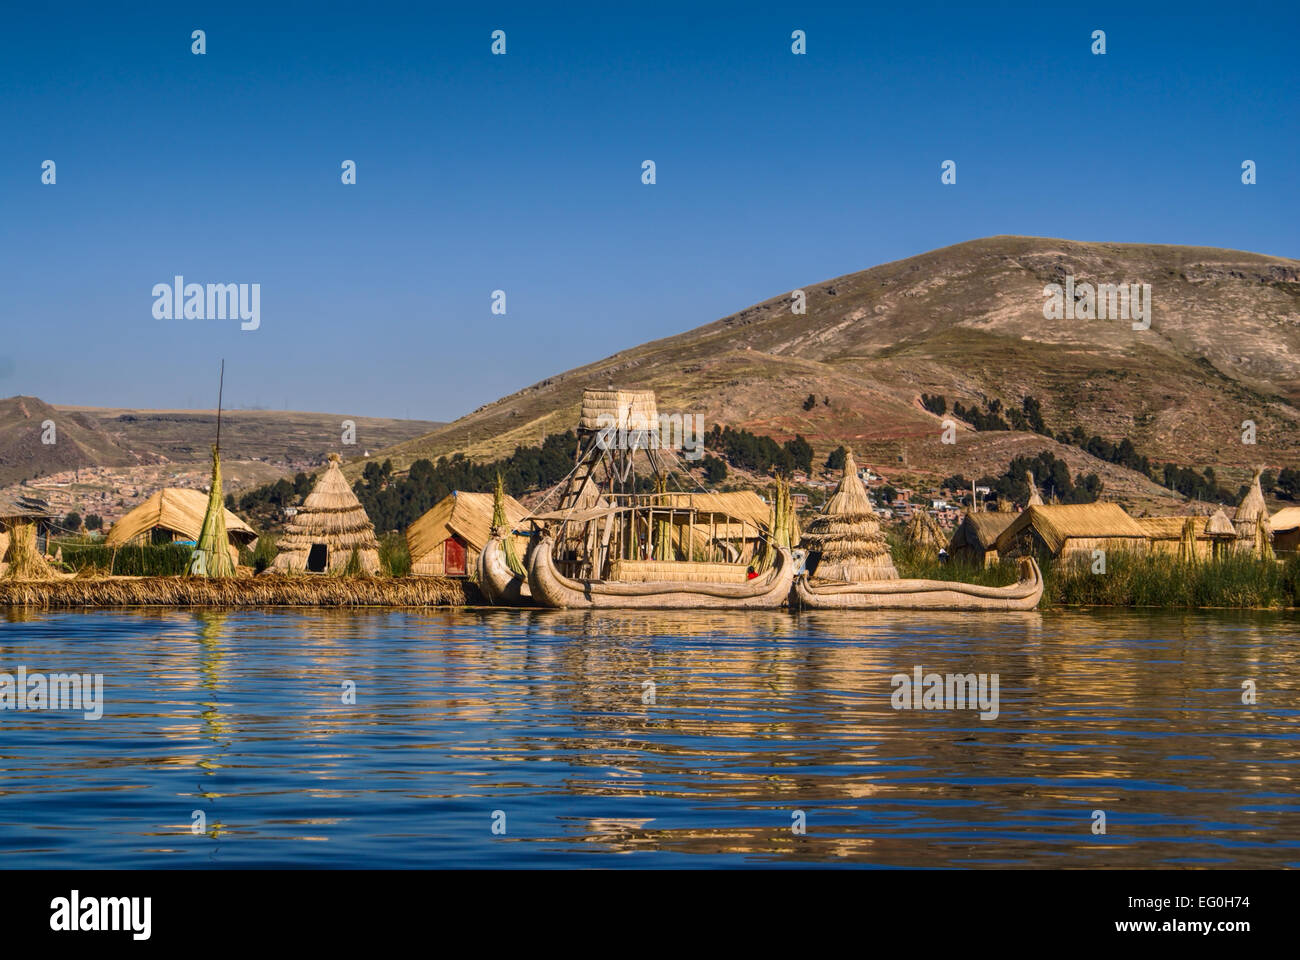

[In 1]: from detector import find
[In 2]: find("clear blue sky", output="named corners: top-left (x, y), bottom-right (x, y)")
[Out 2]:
top-left (3, 1), bottom-right (1295, 420)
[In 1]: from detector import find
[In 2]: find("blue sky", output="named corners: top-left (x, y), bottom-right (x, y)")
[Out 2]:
top-left (3, 1), bottom-right (1295, 420)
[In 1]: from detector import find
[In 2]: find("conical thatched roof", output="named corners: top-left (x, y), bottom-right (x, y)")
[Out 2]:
top-left (1025, 471), bottom-right (1043, 507)
top-left (1205, 508), bottom-right (1236, 538)
top-left (272, 454), bottom-right (381, 574)
top-left (799, 450), bottom-right (898, 581)
top-left (1233, 468), bottom-right (1269, 538)
top-left (191, 446), bottom-right (236, 577)
top-left (903, 508), bottom-right (947, 555)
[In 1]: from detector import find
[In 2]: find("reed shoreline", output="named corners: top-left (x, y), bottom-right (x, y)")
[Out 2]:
top-left (0, 575), bottom-right (475, 609)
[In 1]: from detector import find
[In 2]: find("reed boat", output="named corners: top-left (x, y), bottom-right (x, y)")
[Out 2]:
top-left (476, 536), bottom-right (533, 605)
top-left (795, 557), bottom-right (1043, 610)
top-left (528, 535), bottom-right (795, 609)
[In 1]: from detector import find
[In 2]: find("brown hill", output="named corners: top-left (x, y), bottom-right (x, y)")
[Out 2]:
top-left (356, 236), bottom-right (1300, 510)
top-left (0, 396), bottom-right (146, 485)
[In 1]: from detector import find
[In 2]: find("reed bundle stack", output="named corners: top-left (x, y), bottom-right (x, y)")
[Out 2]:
top-left (1233, 469), bottom-right (1273, 556)
top-left (902, 508), bottom-right (947, 556)
top-left (0, 522), bottom-right (57, 581)
top-left (800, 450), bottom-right (898, 581)
top-left (191, 445), bottom-right (236, 577)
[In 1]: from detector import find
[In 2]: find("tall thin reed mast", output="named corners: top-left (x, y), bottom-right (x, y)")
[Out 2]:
top-left (215, 359), bottom-right (225, 453)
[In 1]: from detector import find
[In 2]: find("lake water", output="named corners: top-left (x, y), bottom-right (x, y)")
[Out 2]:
top-left (0, 606), bottom-right (1296, 868)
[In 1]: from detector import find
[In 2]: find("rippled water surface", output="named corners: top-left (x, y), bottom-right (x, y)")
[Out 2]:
top-left (0, 606), bottom-right (1297, 868)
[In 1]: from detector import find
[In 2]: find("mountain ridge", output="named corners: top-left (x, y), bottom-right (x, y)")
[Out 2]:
top-left (352, 236), bottom-right (1300, 512)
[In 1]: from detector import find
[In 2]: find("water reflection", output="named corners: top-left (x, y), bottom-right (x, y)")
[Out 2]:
top-left (0, 607), bottom-right (1295, 867)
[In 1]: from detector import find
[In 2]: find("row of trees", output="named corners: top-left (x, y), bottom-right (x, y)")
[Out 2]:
top-left (943, 450), bottom-right (1104, 506)
top-left (704, 425), bottom-right (813, 476)
top-left (352, 432), bottom-right (582, 533)
top-left (920, 391), bottom-right (1253, 506)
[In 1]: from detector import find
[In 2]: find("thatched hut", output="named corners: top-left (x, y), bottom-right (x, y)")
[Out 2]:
top-left (800, 450), bottom-right (898, 581)
top-left (0, 495), bottom-right (58, 557)
top-left (271, 454), bottom-right (381, 574)
top-left (948, 511), bottom-right (1016, 566)
top-left (407, 490), bottom-right (530, 577)
top-left (995, 503), bottom-right (1148, 561)
top-left (902, 508), bottom-right (946, 557)
top-left (1205, 509), bottom-right (1237, 560)
top-left (1135, 515), bottom-right (1215, 560)
top-left (1233, 469), bottom-right (1271, 553)
top-left (106, 488), bottom-right (255, 565)
top-left (1269, 506), bottom-right (1300, 555)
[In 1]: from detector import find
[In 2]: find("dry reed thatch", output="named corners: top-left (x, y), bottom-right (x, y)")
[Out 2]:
top-left (406, 484), bottom-right (530, 576)
top-left (947, 511), bottom-right (1016, 564)
top-left (800, 450), bottom-right (898, 581)
top-left (995, 503), bottom-right (1147, 557)
top-left (192, 445), bottom-right (236, 577)
top-left (0, 522), bottom-right (57, 581)
top-left (578, 388), bottom-right (658, 433)
top-left (903, 508), bottom-right (947, 555)
top-left (0, 573), bottom-right (467, 609)
top-left (494, 473), bottom-right (529, 577)
top-left (1270, 506), bottom-right (1300, 534)
top-left (273, 454), bottom-right (381, 574)
top-left (1255, 513), bottom-right (1275, 560)
top-left (608, 558), bottom-right (750, 584)
top-left (1025, 471), bottom-right (1044, 507)
top-left (753, 478), bottom-right (792, 574)
top-left (106, 487), bottom-right (255, 565)
top-left (1233, 468), bottom-right (1269, 540)
top-left (1205, 509), bottom-right (1236, 538)
top-left (1179, 516), bottom-right (1199, 564)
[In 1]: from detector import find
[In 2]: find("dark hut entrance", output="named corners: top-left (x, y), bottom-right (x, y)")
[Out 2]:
top-left (444, 536), bottom-right (467, 576)
top-left (307, 543), bottom-right (328, 572)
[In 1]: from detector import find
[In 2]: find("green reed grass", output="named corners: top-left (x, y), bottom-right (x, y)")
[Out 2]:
top-left (1045, 550), bottom-right (1300, 609)
top-left (378, 532), bottom-right (411, 577)
top-left (887, 532), bottom-right (1298, 608)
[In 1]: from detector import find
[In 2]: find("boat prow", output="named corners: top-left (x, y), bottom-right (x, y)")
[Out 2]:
top-left (795, 557), bottom-right (1043, 610)
top-left (477, 537), bottom-right (533, 606)
top-left (528, 537), bottom-right (795, 609)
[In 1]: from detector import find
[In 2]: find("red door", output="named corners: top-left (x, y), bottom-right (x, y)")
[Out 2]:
top-left (444, 536), bottom-right (467, 576)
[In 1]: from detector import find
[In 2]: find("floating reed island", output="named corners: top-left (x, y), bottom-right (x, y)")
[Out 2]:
top-left (4, 379), bottom-right (1298, 612)
top-left (0, 574), bottom-right (470, 609)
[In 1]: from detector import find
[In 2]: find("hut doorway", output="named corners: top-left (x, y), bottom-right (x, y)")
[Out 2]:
top-left (444, 536), bottom-right (467, 576)
top-left (307, 543), bottom-right (328, 572)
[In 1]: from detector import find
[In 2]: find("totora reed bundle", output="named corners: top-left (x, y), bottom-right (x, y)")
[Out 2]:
top-left (902, 508), bottom-right (947, 557)
top-left (799, 450), bottom-right (898, 581)
top-left (0, 522), bottom-right (58, 581)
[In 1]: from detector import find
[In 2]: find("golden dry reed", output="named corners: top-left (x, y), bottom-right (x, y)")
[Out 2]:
top-left (0, 574), bottom-right (468, 609)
